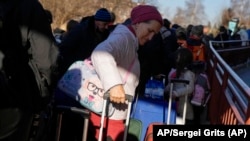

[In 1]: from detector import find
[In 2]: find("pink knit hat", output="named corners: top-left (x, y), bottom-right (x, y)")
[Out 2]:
top-left (131, 5), bottom-right (163, 25)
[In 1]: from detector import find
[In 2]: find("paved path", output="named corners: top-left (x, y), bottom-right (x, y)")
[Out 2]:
top-left (234, 65), bottom-right (250, 87)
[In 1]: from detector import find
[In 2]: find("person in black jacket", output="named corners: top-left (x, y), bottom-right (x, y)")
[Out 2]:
top-left (214, 25), bottom-right (230, 48)
top-left (0, 0), bottom-right (59, 140)
top-left (58, 8), bottom-right (112, 78)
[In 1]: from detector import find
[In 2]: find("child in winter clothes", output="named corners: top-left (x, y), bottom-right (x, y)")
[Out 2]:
top-left (165, 48), bottom-right (195, 124)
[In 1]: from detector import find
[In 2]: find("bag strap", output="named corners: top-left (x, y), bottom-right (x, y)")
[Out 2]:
top-left (122, 35), bottom-right (136, 84)
top-left (123, 57), bottom-right (136, 84)
top-left (85, 56), bottom-right (136, 84)
top-left (195, 44), bottom-right (203, 60)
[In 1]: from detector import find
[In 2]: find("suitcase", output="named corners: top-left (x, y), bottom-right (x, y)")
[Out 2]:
top-left (143, 79), bottom-right (190, 141)
top-left (131, 96), bottom-right (177, 141)
top-left (55, 105), bottom-right (90, 141)
top-left (144, 122), bottom-right (162, 141)
top-left (131, 75), bottom-right (177, 141)
top-left (168, 78), bottom-right (189, 125)
top-left (128, 118), bottom-right (142, 141)
top-left (98, 93), bottom-right (134, 141)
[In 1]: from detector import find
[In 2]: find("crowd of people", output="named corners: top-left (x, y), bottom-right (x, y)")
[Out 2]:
top-left (1, 0), bottom-right (249, 141)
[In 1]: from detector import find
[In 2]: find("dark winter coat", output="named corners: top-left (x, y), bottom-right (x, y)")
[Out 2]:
top-left (58, 16), bottom-right (110, 76)
top-left (0, 0), bottom-right (59, 111)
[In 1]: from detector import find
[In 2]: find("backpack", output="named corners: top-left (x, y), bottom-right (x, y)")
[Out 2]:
top-left (160, 26), bottom-right (171, 42)
top-left (167, 60), bottom-right (210, 107)
top-left (187, 43), bottom-right (206, 62)
top-left (190, 72), bottom-right (210, 107)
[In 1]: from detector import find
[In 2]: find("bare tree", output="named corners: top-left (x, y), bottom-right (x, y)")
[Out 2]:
top-left (166, 0), bottom-right (207, 27)
top-left (185, 0), bottom-right (206, 25)
top-left (220, 8), bottom-right (233, 28)
top-left (161, 7), bottom-right (171, 21)
top-left (40, 0), bottom-right (137, 30)
top-left (230, 0), bottom-right (250, 27)
top-left (172, 7), bottom-right (187, 26)
top-left (105, 0), bottom-right (137, 23)
top-left (134, 0), bottom-right (157, 5)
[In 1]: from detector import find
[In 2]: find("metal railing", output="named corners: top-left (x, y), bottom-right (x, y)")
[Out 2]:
top-left (207, 40), bottom-right (250, 125)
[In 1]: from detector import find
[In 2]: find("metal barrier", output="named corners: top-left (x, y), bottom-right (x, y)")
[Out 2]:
top-left (207, 40), bottom-right (250, 125)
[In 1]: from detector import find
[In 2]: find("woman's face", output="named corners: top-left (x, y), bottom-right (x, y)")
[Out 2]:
top-left (135, 20), bottom-right (162, 46)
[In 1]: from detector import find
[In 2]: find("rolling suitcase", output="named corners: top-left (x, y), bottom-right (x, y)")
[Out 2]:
top-left (131, 96), bottom-right (177, 141)
top-left (143, 78), bottom-right (190, 141)
top-left (55, 105), bottom-right (90, 141)
top-left (143, 122), bottom-right (163, 141)
top-left (131, 75), bottom-right (177, 141)
top-left (98, 93), bottom-right (134, 141)
top-left (128, 118), bottom-right (142, 141)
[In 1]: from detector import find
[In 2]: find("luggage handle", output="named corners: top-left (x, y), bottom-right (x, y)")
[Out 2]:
top-left (56, 105), bottom-right (90, 118)
top-left (170, 78), bottom-right (189, 84)
top-left (99, 93), bottom-right (133, 141)
top-left (151, 74), bottom-right (166, 84)
top-left (103, 92), bottom-right (134, 102)
top-left (56, 105), bottom-right (90, 141)
top-left (167, 79), bottom-right (189, 125)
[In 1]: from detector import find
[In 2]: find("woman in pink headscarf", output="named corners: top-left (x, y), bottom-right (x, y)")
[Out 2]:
top-left (89, 5), bottom-right (163, 141)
